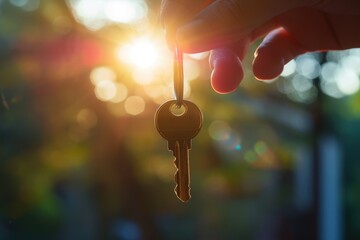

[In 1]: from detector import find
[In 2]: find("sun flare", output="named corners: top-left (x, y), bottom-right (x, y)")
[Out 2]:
top-left (116, 38), bottom-right (159, 69)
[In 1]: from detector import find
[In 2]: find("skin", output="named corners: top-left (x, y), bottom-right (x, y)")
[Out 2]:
top-left (160, 0), bottom-right (360, 93)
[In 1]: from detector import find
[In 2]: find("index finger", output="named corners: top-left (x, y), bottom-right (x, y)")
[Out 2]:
top-left (176, 0), bottom-right (315, 52)
top-left (160, 0), bottom-right (213, 45)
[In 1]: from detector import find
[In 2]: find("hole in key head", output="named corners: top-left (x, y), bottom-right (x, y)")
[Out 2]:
top-left (170, 103), bottom-right (187, 116)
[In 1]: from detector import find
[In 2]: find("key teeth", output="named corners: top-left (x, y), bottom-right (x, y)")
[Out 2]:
top-left (173, 157), bottom-right (180, 198)
top-left (173, 157), bottom-right (191, 202)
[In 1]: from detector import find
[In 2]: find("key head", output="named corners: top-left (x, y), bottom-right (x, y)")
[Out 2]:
top-left (155, 100), bottom-right (202, 141)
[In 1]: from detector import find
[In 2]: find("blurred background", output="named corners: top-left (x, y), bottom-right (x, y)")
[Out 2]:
top-left (0, 0), bottom-right (360, 239)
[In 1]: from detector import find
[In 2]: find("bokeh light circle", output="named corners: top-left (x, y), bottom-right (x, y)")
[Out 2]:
top-left (124, 96), bottom-right (146, 115)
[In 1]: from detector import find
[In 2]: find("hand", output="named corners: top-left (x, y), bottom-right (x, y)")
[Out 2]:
top-left (161, 0), bottom-right (360, 93)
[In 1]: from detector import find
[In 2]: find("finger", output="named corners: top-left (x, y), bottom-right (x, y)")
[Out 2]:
top-left (327, 14), bottom-right (360, 49)
top-left (176, 0), bottom-right (312, 52)
top-left (252, 27), bottom-right (306, 80)
top-left (277, 7), bottom-right (360, 51)
top-left (208, 18), bottom-right (279, 93)
top-left (160, 0), bottom-right (213, 28)
top-left (252, 7), bottom-right (351, 80)
top-left (160, 0), bottom-right (194, 48)
top-left (209, 41), bottom-right (249, 94)
top-left (278, 7), bottom-right (342, 51)
top-left (208, 20), bottom-right (278, 93)
top-left (160, 0), bottom-right (213, 47)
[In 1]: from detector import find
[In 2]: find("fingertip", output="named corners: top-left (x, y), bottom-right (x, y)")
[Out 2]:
top-left (252, 27), bottom-right (307, 80)
top-left (176, 19), bottom-right (207, 53)
top-left (252, 48), bottom-right (284, 80)
top-left (211, 55), bottom-right (243, 94)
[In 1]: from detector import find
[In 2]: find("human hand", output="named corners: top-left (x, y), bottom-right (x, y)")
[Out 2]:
top-left (160, 0), bottom-right (360, 93)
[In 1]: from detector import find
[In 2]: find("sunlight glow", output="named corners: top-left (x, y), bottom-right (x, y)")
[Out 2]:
top-left (109, 83), bottom-right (128, 103)
top-left (184, 82), bottom-right (191, 98)
top-left (90, 66), bottom-right (116, 85)
top-left (144, 85), bottom-right (167, 99)
top-left (132, 69), bottom-right (156, 85)
top-left (340, 55), bottom-right (360, 75)
top-left (296, 55), bottom-right (320, 79)
top-left (321, 81), bottom-right (344, 99)
top-left (105, 0), bottom-right (147, 24)
top-left (68, 0), bottom-right (148, 30)
top-left (95, 80), bottom-right (117, 101)
top-left (124, 96), bottom-right (145, 115)
top-left (117, 38), bottom-right (159, 69)
top-left (188, 52), bottom-right (209, 61)
top-left (336, 68), bottom-right (360, 95)
top-left (320, 50), bottom-right (360, 98)
top-left (184, 60), bottom-right (200, 82)
top-left (90, 66), bottom-right (129, 103)
top-left (320, 62), bottom-right (338, 80)
top-left (320, 62), bottom-right (344, 98)
top-left (320, 60), bottom-right (360, 97)
top-left (291, 74), bottom-right (313, 92)
top-left (166, 81), bottom-right (192, 99)
top-left (281, 59), bottom-right (296, 77)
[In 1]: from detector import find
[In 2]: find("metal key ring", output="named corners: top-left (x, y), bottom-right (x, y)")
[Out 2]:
top-left (174, 43), bottom-right (183, 107)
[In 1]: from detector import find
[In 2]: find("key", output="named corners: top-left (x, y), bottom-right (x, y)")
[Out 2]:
top-left (155, 100), bottom-right (202, 202)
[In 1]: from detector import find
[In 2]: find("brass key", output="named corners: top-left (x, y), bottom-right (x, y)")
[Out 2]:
top-left (155, 100), bottom-right (202, 202)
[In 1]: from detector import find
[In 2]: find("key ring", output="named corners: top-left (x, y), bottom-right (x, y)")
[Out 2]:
top-left (174, 42), bottom-right (183, 107)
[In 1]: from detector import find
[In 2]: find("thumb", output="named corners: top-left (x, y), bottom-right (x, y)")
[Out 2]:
top-left (176, 0), bottom-right (313, 53)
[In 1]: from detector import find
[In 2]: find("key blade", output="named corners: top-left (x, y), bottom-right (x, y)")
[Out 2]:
top-left (173, 140), bottom-right (191, 202)
top-left (167, 139), bottom-right (176, 153)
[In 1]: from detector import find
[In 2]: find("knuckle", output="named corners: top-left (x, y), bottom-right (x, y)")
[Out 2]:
top-left (218, 0), bottom-right (243, 22)
top-left (161, 0), bottom-right (209, 28)
top-left (201, 0), bottom-right (244, 28)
